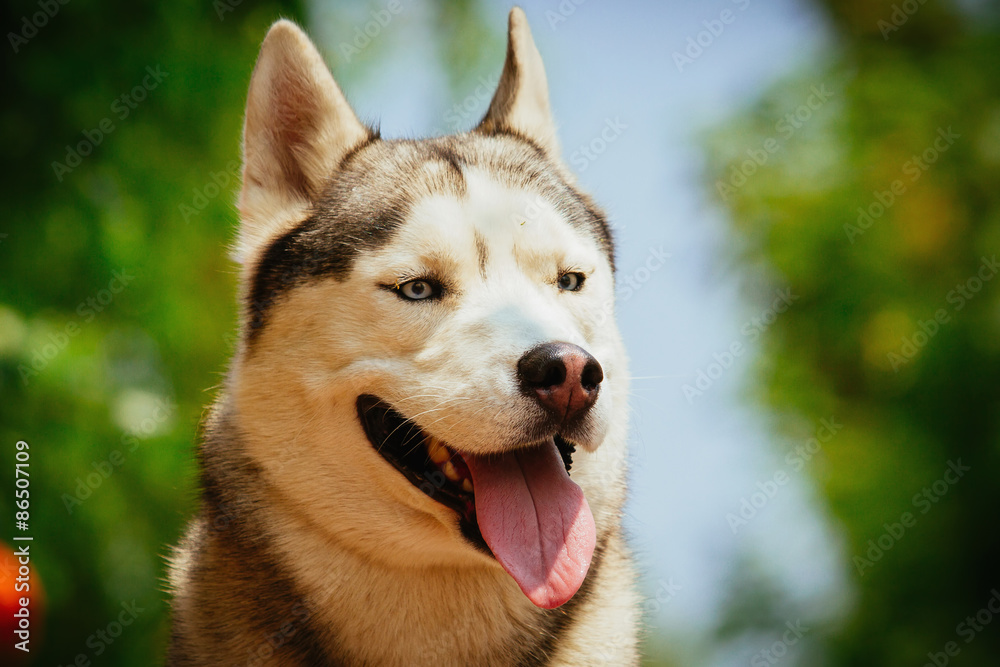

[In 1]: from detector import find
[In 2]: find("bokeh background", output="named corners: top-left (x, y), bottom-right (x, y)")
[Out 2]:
top-left (2, 0), bottom-right (999, 664)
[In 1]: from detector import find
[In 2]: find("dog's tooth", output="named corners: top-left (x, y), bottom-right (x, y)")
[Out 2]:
top-left (461, 479), bottom-right (473, 493)
top-left (443, 461), bottom-right (460, 482)
top-left (427, 438), bottom-right (450, 464)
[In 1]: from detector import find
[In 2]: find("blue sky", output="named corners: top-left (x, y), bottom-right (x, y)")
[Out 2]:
top-left (309, 0), bottom-right (851, 660)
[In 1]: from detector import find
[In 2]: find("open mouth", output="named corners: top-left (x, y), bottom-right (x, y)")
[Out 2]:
top-left (355, 395), bottom-right (576, 546)
top-left (356, 394), bottom-right (485, 546)
top-left (356, 394), bottom-right (595, 609)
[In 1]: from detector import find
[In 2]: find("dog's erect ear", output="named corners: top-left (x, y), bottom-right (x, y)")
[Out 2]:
top-left (477, 7), bottom-right (559, 158)
top-left (238, 19), bottom-right (370, 255)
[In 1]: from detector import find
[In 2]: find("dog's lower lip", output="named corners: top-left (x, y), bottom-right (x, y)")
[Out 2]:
top-left (356, 394), bottom-right (484, 548)
top-left (355, 394), bottom-right (576, 550)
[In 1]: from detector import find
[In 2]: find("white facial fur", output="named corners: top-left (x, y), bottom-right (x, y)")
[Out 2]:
top-left (350, 169), bottom-right (617, 450)
top-left (233, 168), bottom-right (630, 569)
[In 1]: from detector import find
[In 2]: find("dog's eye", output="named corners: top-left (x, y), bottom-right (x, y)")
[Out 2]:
top-left (396, 279), bottom-right (439, 301)
top-left (557, 272), bottom-right (585, 292)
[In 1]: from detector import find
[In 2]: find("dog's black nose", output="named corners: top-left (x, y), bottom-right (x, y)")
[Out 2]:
top-left (517, 342), bottom-right (603, 422)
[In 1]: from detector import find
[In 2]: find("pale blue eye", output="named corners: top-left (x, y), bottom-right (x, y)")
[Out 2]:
top-left (400, 280), bottom-right (434, 300)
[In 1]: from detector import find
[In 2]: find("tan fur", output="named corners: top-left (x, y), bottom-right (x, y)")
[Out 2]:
top-left (168, 9), bottom-right (640, 666)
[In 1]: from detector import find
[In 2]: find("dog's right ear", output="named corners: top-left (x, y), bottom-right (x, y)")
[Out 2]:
top-left (237, 19), bottom-right (371, 261)
top-left (477, 8), bottom-right (559, 160)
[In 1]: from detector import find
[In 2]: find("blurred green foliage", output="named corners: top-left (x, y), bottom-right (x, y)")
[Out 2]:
top-left (0, 1), bottom-right (304, 663)
top-left (707, 0), bottom-right (1000, 664)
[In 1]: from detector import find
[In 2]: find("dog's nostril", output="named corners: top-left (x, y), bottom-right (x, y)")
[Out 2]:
top-left (581, 360), bottom-right (603, 391)
top-left (517, 342), bottom-right (603, 420)
top-left (534, 359), bottom-right (567, 389)
top-left (518, 344), bottom-right (569, 390)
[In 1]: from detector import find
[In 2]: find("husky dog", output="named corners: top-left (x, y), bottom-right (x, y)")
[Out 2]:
top-left (167, 8), bottom-right (639, 666)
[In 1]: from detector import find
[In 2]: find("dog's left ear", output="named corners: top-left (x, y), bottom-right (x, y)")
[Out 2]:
top-left (237, 19), bottom-right (371, 260)
top-left (477, 7), bottom-right (559, 159)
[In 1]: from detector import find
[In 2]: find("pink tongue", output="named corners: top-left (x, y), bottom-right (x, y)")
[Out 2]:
top-left (464, 439), bottom-right (596, 609)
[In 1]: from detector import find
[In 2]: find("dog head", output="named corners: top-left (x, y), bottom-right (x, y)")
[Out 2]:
top-left (228, 9), bottom-right (629, 610)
